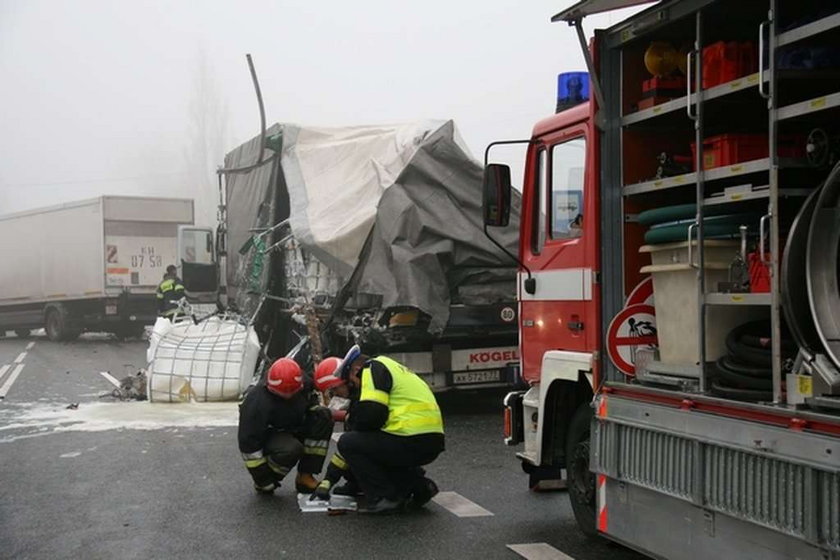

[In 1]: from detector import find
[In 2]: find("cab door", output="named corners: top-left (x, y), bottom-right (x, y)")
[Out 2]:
top-left (519, 124), bottom-right (598, 382)
top-left (177, 226), bottom-right (219, 301)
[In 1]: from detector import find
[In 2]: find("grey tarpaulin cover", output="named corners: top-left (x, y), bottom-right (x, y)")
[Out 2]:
top-left (223, 119), bottom-right (520, 333)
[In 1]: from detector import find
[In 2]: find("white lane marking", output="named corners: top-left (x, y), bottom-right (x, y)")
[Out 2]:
top-left (98, 371), bottom-right (122, 388)
top-left (431, 491), bottom-right (493, 517)
top-left (0, 365), bottom-right (9, 384)
top-left (60, 452), bottom-right (81, 458)
top-left (14, 352), bottom-right (26, 364)
top-left (507, 544), bottom-right (576, 560)
top-left (0, 364), bottom-right (25, 399)
top-left (25, 342), bottom-right (35, 350)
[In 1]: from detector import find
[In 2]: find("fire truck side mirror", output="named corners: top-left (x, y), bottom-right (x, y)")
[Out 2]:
top-left (483, 164), bottom-right (512, 227)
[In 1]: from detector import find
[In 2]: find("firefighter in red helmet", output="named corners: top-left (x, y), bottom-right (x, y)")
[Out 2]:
top-left (310, 356), bottom-right (362, 502)
top-left (237, 357), bottom-right (334, 494)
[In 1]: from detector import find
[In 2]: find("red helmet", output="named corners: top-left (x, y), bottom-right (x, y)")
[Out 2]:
top-left (314, 357), bottom-right (344, 392)
top-left (266, 358), bottom-right (303, 398)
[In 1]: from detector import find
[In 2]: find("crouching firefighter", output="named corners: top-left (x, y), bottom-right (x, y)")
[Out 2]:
top-left (237, 357), bottom-right (334, 495)
top-left (310, 356), bottom-right (361, 501)
top-left (333, 345), bottom-right (444, 514)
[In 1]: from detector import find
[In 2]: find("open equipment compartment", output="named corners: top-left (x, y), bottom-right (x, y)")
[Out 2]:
top-left (591, 0), bottom-right (840, 556)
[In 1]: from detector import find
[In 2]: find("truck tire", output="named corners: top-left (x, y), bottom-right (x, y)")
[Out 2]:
top-left (566, 403), bottom-right (598, 538)
top-left (45, 307), bottom-right (78, 342)
top-left (14, 329), bottom-right (31, 339)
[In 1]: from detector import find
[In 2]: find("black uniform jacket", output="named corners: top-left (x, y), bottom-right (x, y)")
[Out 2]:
top-left (237, 383), bottom-right (313, 454)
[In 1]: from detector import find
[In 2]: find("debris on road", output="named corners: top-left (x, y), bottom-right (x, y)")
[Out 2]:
top-left (297, 493), bottom-right (357, 513)
top-left (100, 370), bottom-right (147, 401)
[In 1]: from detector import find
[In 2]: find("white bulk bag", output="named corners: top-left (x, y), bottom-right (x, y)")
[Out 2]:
top-left (146, 316), bottom-right (260, 402)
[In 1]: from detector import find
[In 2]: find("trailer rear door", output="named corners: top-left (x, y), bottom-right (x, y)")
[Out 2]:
top-left (102, 197), bottom-right (193, 290)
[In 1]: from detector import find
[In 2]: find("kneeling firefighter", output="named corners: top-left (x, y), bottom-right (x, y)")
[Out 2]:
top-left (311, 356), bottom-right (362, 501)
top-left (333, 345), bottom-right (444, 513)
top-left (237, 358), bottom-right (334, 494)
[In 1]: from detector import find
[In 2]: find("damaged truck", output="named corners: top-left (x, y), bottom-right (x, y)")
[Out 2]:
top-left (175, 119), bottom-right (522, 395)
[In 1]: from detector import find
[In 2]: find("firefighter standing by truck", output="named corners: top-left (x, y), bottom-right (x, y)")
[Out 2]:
top-left (155, 265), bottom-right (185, 320)
top-left (237, 357), bottom-right (333, 494)
top-left (330, 345), bottom-right (444, 514)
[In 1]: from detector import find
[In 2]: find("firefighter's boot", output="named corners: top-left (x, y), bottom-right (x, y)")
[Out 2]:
top-left (295, 473), bottom-right (319, 493)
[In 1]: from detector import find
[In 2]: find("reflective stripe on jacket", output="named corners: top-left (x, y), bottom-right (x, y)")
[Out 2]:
top-left (359, 355), bottom-right (444, 437)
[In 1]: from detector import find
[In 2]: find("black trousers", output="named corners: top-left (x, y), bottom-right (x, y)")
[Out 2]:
top-left (262, 407), bottom-right (333, 482)
top-left (337, 431), bottom-right (444, 501)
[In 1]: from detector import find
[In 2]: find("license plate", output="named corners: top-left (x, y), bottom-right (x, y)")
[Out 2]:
top-left (452, 369), bottom-right (501, 384)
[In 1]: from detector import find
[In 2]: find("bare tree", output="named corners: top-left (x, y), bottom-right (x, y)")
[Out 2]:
top-left (185, 49), bottom-right (229, 227)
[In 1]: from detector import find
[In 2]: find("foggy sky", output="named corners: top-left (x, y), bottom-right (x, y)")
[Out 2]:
top-left (0, 1), bottom-right (643, 225)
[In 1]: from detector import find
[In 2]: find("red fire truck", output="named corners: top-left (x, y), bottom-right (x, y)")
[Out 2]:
top-left (485, 1), bottom-right (840, 558)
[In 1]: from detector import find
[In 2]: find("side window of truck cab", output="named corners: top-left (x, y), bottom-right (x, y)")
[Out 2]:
top-left (531, 148), bottom-right (548, 254)
top-left (550, 137), bottom-right (585, 240)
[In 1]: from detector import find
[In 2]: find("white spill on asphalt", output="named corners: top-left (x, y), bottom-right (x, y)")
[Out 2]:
top-left (0, 401), bottom-right (239, 443)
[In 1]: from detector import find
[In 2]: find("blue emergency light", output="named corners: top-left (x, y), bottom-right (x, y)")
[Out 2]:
top-left (556, 72), bottom-right (589, 113)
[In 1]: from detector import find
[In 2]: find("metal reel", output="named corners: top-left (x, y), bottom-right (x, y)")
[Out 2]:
top-left (807, 128), bottom-right (830, 168)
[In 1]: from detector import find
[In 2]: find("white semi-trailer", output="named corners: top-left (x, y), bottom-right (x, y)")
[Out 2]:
top-left (0, 196), bottom-right (194, 340)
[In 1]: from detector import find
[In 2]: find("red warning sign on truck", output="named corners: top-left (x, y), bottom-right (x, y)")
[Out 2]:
top-left (606, 303), bottom-right (658, 376)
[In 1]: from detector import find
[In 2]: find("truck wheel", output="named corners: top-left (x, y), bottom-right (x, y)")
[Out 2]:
top-left (14, 329), bottom-right (31, 339)
top-left (45, 308), bottom-right (71, 342)
top-left (566, 403), bottom-right (598, 538)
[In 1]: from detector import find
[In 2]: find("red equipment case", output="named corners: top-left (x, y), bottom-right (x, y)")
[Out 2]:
top-left (702, 41), bottom-right (757, 88)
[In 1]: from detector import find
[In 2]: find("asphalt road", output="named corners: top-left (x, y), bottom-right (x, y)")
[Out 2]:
top-left (0, 332), bottom-right (644, 560)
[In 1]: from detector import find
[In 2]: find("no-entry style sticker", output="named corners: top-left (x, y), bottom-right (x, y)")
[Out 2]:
top-left (606, 303), bottom-right (657, 376)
